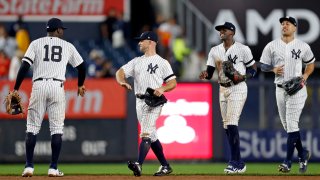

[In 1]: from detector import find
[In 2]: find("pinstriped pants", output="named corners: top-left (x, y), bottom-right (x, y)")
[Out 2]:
top-left (136, 98), bottom-right (162, 142)
top-left (276, 86), bottom-right (307, 133)
top-left (26, 79), bottom-right (65, 135)
top-left (219, 82), bottom-right (247, 129)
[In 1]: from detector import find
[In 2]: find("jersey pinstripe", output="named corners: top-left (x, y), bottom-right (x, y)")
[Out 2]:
top-left (23, 36), bottom-right (84, 135)
top-left (260, 38), bottom-right (315, 84)
top-left (206, 42), bottom-right (255, 128)
top-left (121, 54), bottom-right (176, 142)
top-left (122, 54), bottom-right (176, 94)
top-left (23, 36), bottom-right (83, 81)
top-left (260, 38), bottom-right (315, 133)
top-left (206, 42), bottom-right (255, 83)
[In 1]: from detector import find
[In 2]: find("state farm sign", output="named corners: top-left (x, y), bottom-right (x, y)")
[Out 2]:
top-left (0, 0), bottom-right (124, 21)
top-left (146, 83), bottom-right (213, 159)
top-left (0, 0), bottom-right (104, 15)
top-left (0, 79), bottom-right (126, 119)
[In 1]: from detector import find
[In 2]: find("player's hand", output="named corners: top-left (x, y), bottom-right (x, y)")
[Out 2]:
top-left (273, 65), bottom-right (284, 76)
top-left (154, 87), bottom-right (165, 97)
top-left (120, 82), bottom-right (132, 90)
top-left (199, 71), bottom-right (208, 80)
top-left (234, 74), bottom-right (246, 82)
top-left (78, 85), bottom-right (86, 97)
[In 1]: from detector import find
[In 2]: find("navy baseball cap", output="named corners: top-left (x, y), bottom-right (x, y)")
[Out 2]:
top-left (134, 31), bottom-right (158, 42)
top-left (46, 18), bottom-right (67, 32)
top-left (279, 16), bottom-right (297, 26)
top-left (215, 22), bottom-right (236, 32)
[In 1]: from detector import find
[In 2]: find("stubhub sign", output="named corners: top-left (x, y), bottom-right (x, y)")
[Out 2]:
top-left (235, 130), bottom-right (320, 161)
top-left (146, 83), bottom-right (213, 160)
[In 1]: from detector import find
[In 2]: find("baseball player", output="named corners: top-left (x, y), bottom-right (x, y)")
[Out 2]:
top-left (199, 22), bottom-right (257, 174)
top-left (115, 31), bottom-right (177, 176)
top-left (12, 18), bottom-right (86, 177)
top-left (260, 16), bottom-right (314, 173)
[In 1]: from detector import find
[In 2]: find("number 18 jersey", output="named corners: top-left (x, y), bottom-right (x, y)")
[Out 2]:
top-left (23, 36), bottom-right (84, 81)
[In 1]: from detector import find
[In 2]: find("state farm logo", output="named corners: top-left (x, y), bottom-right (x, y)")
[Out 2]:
top-left (157, 115), bottom-right (195, 144)
top-left (65, 90), bottom-right (102, 113)
top-left (0, 85), bottom-right (102, 113)
top-left (161, 99), bottom-right (210, 116)
top-left (157, 99), bottom-right (210, 144)
top-left (0, 0), bottom-right (104, 15)
top-left (0, 80), bottom-right (126, 119)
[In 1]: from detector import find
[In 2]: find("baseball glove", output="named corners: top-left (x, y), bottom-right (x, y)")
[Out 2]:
top-left (282, 77), bottom-right (305, 96)
top-left (222, 61), bottom-right (244, 84)
top-left (4, 91), bottom-right (24, 115)
top-left (144, 87), bottom-right (167, 107)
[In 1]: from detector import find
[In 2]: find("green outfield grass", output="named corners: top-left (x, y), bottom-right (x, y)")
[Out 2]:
top-left (0, 163), bottom-right (319, 176)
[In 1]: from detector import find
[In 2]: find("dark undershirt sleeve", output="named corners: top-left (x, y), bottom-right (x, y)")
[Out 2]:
top-left (205, 66), bottom-right (215, 80)
top-left (14, 61), bottom-right (31, 90)
top-left (76, 62), bottom-right (86, 86)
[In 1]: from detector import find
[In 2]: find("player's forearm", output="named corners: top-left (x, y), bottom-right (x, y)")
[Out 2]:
top-left (303, 63), bottom-right (315, 80)
top-left (163, 79), bottom-right (177, 92)
top-left (115, 68), bottom-right (127, 84)
top-left (14, 61), bottom-right (30, 90)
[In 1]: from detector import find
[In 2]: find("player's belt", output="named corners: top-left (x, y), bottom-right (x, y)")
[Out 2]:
top-left (136, 94), bottom-right (145, 99)
top-left (34, 78), bottom-right (63, 82)
top-left (219, 81), bottom-right (234, 87)
top-left (276, 84), bottom-right (284, 88)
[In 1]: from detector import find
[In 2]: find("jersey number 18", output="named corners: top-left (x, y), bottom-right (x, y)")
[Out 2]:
top-left (43, 45), bottom-right (62, 62)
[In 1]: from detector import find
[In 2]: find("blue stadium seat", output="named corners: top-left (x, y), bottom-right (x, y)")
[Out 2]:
top-left (70, 39), bottom-right (138, 72)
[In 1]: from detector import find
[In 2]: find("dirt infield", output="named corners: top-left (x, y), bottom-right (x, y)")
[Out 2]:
top-left (0, 176), bottom-right (319, 180)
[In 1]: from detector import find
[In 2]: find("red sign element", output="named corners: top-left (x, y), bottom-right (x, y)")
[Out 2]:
top-left (0, 79), bottom-right (126, 119)
top-left (0, 0), bottom-right (123, 15)
top-left (0, 0), bottom-right (124, 21)
top-left (145, 83), bottom-right (213, 159)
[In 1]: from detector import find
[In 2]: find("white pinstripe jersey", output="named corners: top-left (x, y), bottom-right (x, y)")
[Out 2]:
top-left (23, 36), bottom-right (83, 81)
top-left (206, 42), bottom-right (255, 83)
top-left (260, 38), bottom-right (315, 84)
top-left (122, 54), bottom-right (176, 94)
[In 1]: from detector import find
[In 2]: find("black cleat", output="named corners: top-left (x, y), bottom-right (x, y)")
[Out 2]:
top-left (299, 150), bottom-right (311, 173)
top-left (278, 163), bottom-right (291, 173)
top-left (153, 165), bottom-right (173, 176)
top-left (224, 161), bottom-right (246, 174)
top-left (127, 161), bottom-right (142, 177)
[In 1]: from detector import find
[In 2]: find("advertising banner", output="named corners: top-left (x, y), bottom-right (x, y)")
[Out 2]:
top-left (145, 83), bottom-right (213, 160)
top-left (190, 0), bottom-right (320, 62)
top-left (223, 129), bottom-right (320, 162)
top-left (0, 0), bottom-right (124, 21)
top-left (0, 120), bottom-right (126, 162)
top-left (0, 79), bottom-right (126, 119)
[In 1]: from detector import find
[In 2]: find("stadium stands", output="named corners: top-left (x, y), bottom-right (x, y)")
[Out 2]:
top-left (67, 39), bottom-right (137, 77)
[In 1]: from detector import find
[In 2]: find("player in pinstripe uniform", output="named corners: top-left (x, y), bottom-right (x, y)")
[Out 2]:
top-left (12, 18), bottom-right (86, 177)
top-left (116, 31), bottom-right (177, 176)
top-left (199, 22), bottom-right (257, 174)
top-left (260, 16), bottom-right (314, 173)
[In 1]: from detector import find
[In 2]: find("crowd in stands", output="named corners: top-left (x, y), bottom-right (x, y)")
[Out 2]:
top-left (0, 12), bottom-right (207, 82)
top-left (87, 49), bottom-right (116, 78)
top-left (0, 15), bottom-right (31, 81)
top-left (154, 15), bottom-right (207, 80)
